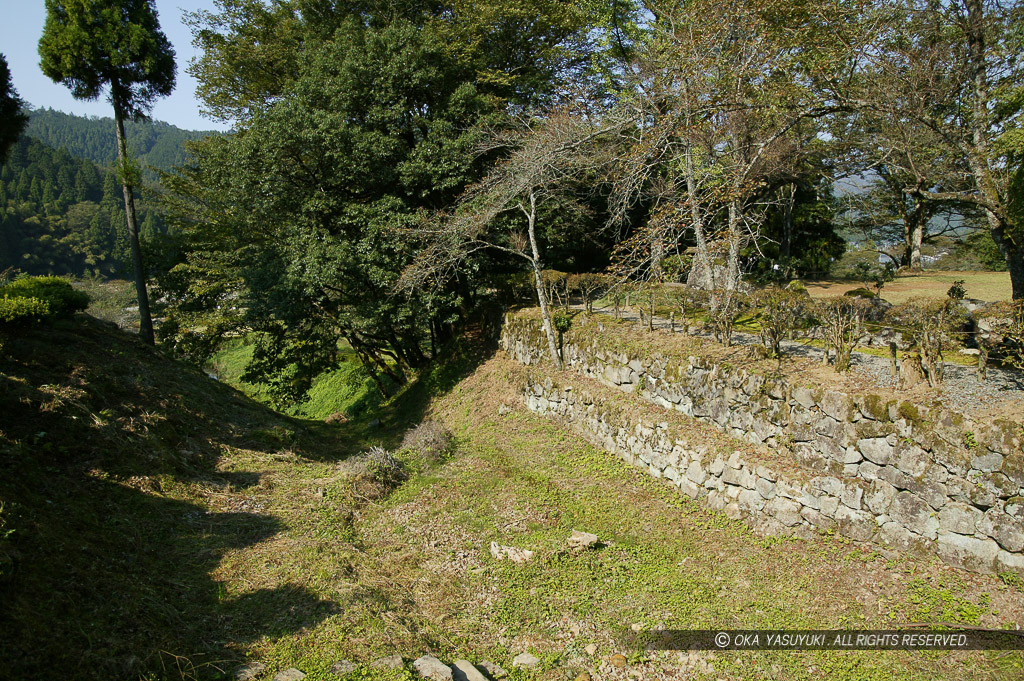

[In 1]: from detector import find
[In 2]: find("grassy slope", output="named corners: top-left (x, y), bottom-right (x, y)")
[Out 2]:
top-left (1, 317), bottom-right (1022, 681)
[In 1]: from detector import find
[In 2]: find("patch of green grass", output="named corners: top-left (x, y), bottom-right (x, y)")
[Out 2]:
top-left (207, 338), bottom-right (386, 421)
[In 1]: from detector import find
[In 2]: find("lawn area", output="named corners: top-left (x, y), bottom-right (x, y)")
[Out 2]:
top-left (804, 271), bottom-right (1012, 303)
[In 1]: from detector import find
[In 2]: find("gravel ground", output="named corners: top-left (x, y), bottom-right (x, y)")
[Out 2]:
top-left (583, 304), bottom-right (1024, 419)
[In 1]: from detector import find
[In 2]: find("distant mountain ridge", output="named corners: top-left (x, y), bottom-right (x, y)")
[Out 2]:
top-left (26, 107), bottom-right (218, 178)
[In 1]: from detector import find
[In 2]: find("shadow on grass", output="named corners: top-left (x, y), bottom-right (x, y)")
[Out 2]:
top-left (0, 319), bottom-right (345, 680)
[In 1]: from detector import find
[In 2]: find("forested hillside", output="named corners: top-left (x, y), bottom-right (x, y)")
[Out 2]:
top-left (0, 135), bottom-right (164, 277)
top-left (26, 107), bottom-right (215, 179)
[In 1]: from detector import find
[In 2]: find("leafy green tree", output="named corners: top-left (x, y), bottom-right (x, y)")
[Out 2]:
top-left (39, 0), bottom-right (176, 344)
top-left (0, 54), bottom-right (28, 164)
top-left (165, 1), bottom-right (611, 397)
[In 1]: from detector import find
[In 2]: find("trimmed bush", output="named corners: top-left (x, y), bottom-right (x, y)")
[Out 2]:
top-left (844, 287), bottom-right (876, 299)
top-left (0, 296), bottom-right (50, 325)
top-left (0, 276), bottom-right (89, 319)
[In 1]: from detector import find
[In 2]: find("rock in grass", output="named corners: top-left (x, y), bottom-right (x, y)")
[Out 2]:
top-left (451, 660), bottom-right (489, 681)
top-left (479, 660), bottom-right (508, 679)
top-left (609, 654), bottom-right (627, 668)
top-left (413, 655), bottom-right (454, 680)
top-left (567, 530), bottom-right (599, 552)
top-left (331, 660), bottom-right (358, 676)
top-left (489, 541), bottom-right (534, 563)
top-left (273, 669), bottom-right (306, 681)
top-left (512, 652), bottom-right (540, 669)
top-left (371, 655), bottom-right (404, 669)
top-left (235, 662), bottom-right (266, 681)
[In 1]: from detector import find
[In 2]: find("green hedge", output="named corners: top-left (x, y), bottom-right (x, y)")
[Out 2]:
top-left (0, 276), bottom-right (89, 320)
top-left (0, 296), bottom-right (51, 324)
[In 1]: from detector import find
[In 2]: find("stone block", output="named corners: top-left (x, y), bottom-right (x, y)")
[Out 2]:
top-left (974, 471), bottom-right (1017, 498)
top-left (756, 477), bottom-right (777, 500)
top-left (815, 416), bottom-right (843, 439)
top-left (811, 476), bottom-right (844, 497)
top-left (686, 460), bottom-right (707, 485)
top-left (878, 522), bottom-right (930, 554)
top-left (947, 475), bottom-right (997, 509)
top-left (835, 505), bottom-right (875, 542)
top-left (820, 391), bottom-right (853, 422)
top-left (889, 492), bottom-right (939, 540)
top-left (841, 483), bottom-right (864, 510)
top-left (858, 437), bottom-right (892, 465)
top-left (738, 488), bottom-right (766, 513)
top-left (859, 461), bottom-right (881, 481)
top-left (995, 549), bottom-right (1024, 577)
top-left (792, 386), bottom-right (815, 409)
top-left (820, 496), bottom-right (840, 518)
top-left (765, 497), bottom-right (802, 526)
top-left (801, 506), bottom-right (835, 531)
top-left (678, 478), bottom-right (702, 499)
top-left (936, 531), bottom-right (999, 574)
top-left (938, 502), bottom-right (981, 536)
top-left (893, 444), bottom-right (929, 477)
top-left (977, 510), bottom-right (1024, 553)
top-left (971, 451), bottom-right (1003, 474)
top-left (879, 465), bottom-right (910, 490)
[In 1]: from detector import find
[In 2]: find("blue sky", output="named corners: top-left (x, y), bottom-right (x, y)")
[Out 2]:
top-left (1, 1), bottom-right (231, 132)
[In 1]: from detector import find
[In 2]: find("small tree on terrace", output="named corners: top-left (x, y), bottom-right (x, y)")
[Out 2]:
top-left (401, 108), bottom-right (617, 370)
top-left (814, 297), bottom-right (869, 373)
top-left (751, 286), bottom-right (809, 360)
top-left (885, 298), bottom-right (968, 388)
top-left (39, 0), bottom-right (176, 346)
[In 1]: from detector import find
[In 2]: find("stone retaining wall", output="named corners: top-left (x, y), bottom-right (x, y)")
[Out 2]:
top-left (503, 312), bottom-right (1024, 577)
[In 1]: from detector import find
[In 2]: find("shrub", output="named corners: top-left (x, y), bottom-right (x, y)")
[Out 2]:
top-left (0, 276), bottom-right (89, 318)
top-left (844, 287), bottom-right (876, 299)
top-left (947, 280), bottom-right (967, 300)
top-left (974, 301), bottom-right (1024, 378)
top-left (351, 446), bottom-right (408, 500)
top-left (0, 296), bottom-right (50, 325)
top-left (707, 290), bottom-right (746, 347)
top-left (365, 446), bottom-right (408, 488)
top-left (751, 287), bottom-right (809, 359)
top-left (886, 298), bottom-right (968, 387)
top-left (814, 297), bottom-right (869, 372)
top-left (569, 273), bottom-right (609, 312)
top-left (541, 270), bottom-right (571, 311)
top-left (401, 421), bottom-right (454, 463)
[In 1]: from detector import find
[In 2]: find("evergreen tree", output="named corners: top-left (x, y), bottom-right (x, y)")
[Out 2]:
top-left (39, 0), bottom-right (176, 344)
top-left (0, 54), bottom-right (28, 164)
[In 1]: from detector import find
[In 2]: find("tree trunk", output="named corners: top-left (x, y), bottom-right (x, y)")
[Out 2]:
top-left (525, 192), bottom-right (562, 369)
top-left (905, 212), bottom-right (923, 271)
top-left (112, 87), bottom-right (154, 345)
top-left (726, 198), bottom-right (742, 292)
top-left (684, 141), bottom-right (715, 295)
top-left (780, 183), bottom-right (794, 264)
top-left (962, 0), bottom-right (1023, 299)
